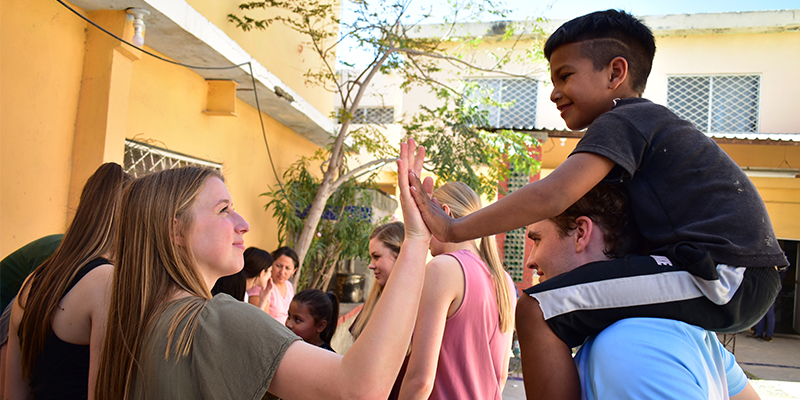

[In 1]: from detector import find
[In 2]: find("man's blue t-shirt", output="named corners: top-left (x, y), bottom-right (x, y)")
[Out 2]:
top-left (575, 318), bottom-right (747, 400)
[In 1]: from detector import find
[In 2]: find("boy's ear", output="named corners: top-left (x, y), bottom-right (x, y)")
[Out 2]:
top-left (315, 319), bottom-right (328, 333)
top-left (608, 56), bottom-right (629, 91)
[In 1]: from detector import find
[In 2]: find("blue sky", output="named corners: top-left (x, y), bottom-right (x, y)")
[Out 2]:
top-left (338, 0), bottom-right (798, 68)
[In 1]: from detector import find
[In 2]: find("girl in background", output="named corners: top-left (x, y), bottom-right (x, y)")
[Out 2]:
top-left (3, 163), bottom-right (130, 400)
top-left (398, 181), bottom-right (516, 400)
top-left (286, 289), bottom-right (339, 352)
top-left (350, 221), bottom-right (404, 341)
top-left (350, 221), bottom-right (406, 400)
top-left (212, 247), bottom-right (273, 306)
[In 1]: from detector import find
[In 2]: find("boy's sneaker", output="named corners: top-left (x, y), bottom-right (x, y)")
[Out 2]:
top-left (761, 335), bottom-right (773, 342)
top-left (748, 333), bottom-right (762, 339)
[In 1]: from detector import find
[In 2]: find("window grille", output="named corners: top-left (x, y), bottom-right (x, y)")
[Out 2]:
top-left (502, 166), bottom-right (531, 282)
top-left (124, 139), bottom-right (222, 178)
top-left (667, 75), bottom-right (760, 133)
top-left (466, 78), bottom-right (537, 130)
top-left (351, 107), bottom-right (395, 124)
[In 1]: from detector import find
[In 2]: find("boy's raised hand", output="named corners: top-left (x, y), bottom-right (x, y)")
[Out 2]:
top-left (398, 138), bottom-right (431, 242)
top-left (405, 154), bottom-right (454, 243)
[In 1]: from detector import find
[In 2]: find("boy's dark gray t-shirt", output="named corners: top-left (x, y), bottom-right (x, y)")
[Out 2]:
top-left (572, 97), bottom-right (788, 268)
top-left (133, 294), bottom-right (300, 400)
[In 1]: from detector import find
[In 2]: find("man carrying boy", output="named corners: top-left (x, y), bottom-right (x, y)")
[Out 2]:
top-left (409, 9), bottom-right (786, 400)
top-left (519, 184), bottom-right (761, 399)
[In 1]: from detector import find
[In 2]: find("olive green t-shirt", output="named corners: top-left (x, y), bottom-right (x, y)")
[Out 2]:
top-left (133, 294), bottom-right (299, 400)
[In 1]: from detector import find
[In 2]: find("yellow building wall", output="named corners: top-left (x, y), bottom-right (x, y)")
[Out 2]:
top-left (0, 0), bottom-right (87, 255)
top-left (186, 0), bottom-right (337, 116)
top-left (125, 49), bottom-right (320, 251)
top-left (1, 0), bottom-right (326, 258)
top-left (720, 144), bottom-right (800, 241)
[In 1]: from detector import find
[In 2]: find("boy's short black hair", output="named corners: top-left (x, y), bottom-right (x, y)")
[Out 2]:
top-left (544, 10), bottom-right (656, 94)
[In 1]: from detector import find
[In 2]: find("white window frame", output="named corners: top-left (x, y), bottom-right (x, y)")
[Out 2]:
top-left (124, 139), bottom-right (222, 178)
top-left (666, 74), bottom-right (761, 134)
top-left (348, 106), bottom-right (395, 125)
top-left (465, 78), bottom-right (538, 130)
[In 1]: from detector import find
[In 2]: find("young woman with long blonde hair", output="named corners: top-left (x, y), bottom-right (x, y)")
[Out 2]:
top-left (398, 181), bottom-right (516, 400)
top-left (96, 139), bottom-right (431, 400)
top-left (350, 221), bottom-right (406, 399)
top-left (350, 221), bottom-right (405, 341)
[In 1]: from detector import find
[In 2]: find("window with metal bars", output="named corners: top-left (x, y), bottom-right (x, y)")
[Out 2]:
top-left (502, 165), bottom-right (531, 282)
top-left (667, 75), bottom-right (760, 133)
top-left (350, 107), bottom-right (395, 124)
top-left (124, 139), bottom-right (222, 178)
top-left (465, 78), bottom-right (537, 130)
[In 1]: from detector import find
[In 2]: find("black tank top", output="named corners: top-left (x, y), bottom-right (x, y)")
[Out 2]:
top-left (28, 257), bottom-right (109, 400)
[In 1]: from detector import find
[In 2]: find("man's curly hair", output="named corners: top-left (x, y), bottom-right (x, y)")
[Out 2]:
top-left (549, 184), bottom-right (644, 258)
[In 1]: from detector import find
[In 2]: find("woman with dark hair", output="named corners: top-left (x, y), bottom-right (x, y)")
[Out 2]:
top-left (255, 246), bottom-right (299, 323)
top-left (212, 247), bottom-right (273, 306)
top-left (95, 139), bottom-right (432, 399)
top-left (2, 163), bottom-right (130, 399)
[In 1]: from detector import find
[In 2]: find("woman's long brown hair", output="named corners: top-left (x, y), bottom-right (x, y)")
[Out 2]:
top-left (17, 163), bottom-right (130, 378)
top-left (95, 167), bottom-right (222, 399)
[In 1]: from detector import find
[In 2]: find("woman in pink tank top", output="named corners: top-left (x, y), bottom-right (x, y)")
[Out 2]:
top-left (398, 182), bottom-right (517, 400)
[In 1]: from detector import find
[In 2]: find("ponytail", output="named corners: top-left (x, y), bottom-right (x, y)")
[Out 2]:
top-left (479, 235), bottom-right (514, 333)
top-left (433, 181), bottom-right (514, 333)
top-left (321, 292), bottom-right (340, 344)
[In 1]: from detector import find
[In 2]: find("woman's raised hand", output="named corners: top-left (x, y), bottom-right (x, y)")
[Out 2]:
top-left (404, 148), bottom-right (454, 243)
top-left (398, 138), bottom-right (431, 242)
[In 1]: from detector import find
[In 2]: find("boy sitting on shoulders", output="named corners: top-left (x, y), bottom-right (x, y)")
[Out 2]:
top-left (409, 10), bottom-right (786, 400)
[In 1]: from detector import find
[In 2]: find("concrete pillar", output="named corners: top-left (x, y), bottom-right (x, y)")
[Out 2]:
top-left (67, 10), bottom-right (142, 219)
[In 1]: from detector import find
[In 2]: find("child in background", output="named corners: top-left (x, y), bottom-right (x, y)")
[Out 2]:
top-left (286, 289), bottom-right (339, 352)
top-left (212, 247), bottom-right (273, 306)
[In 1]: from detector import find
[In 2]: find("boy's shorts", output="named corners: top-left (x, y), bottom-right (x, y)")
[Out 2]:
top-left (523, 252), bottom-right (781, 348)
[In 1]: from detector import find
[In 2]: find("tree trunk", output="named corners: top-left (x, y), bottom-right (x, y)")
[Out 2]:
top-left (292, 174), bottom-right (335, 286)
top-left (320, 258), bottom-right (339, 292)
top-left (291, 53), bottom-right (392, 287)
